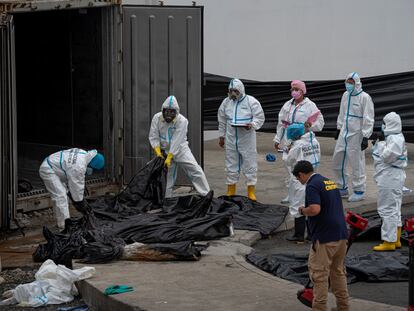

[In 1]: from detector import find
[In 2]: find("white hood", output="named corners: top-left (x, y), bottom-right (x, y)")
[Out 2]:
top-left (346, 72), bottom-right (363, 94)
top-left (228, 78), bottom-right (245, 95)
top-left (161, 95), bottom-right (180, 114)
top-left (383, 111), bottom-right (402, 135)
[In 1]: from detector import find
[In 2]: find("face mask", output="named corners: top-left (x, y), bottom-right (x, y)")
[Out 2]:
top-left (291, 90), bottom-right (302, 100)
top-left (86, 167), bottom-right (93, 176)
top-left (345, 83), bottom-right (355, 93)
top-left (381, 123), bottom-right (386, 132)
top-left (162, 108), bottom-right (177, 123)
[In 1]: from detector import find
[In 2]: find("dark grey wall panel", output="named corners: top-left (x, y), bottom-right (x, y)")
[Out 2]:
top-left (122, 6), bottom-right (202, 184)
top-left (0, 15), bottom-right (17, 229)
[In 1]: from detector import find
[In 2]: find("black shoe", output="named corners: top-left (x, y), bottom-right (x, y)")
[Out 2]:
top-left (286, 235), bottom-right (305, 243)
top-left (286, 216), bottom-right (306, 243)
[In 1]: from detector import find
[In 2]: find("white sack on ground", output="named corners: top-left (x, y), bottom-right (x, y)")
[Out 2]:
top-left (0, 259), bottom-right (95, 307)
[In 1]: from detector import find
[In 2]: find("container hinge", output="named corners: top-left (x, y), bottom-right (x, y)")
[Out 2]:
top-left (117, 8), bottom-right (123, 24)
top-left (118, 89), bottom-right (124, 104)
top-left (117, 50), bottom-right (123, 64)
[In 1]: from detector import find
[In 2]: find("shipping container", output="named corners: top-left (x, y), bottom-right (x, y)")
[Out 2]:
top-left (0, 0), bottom-right (203, 229)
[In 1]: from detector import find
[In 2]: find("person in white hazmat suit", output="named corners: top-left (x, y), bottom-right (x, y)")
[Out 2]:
top-left (332, 72), bottom-right (375, 202)
top-left (39, 148), bottom-right (105, 229)
top-left (274, 80), bottom-right (324, 204)
top-left (149, 95), bottom-right (210, 198)
top-left (217, 78), bottom-right (265, 201)
top-left (285, 123), bottom-right (321, 242)
top-left (372, 112), bottom-right (407, 251)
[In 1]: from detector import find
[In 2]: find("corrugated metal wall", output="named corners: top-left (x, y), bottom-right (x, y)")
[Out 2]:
top-left (122, 6), bottom-right (202, 184)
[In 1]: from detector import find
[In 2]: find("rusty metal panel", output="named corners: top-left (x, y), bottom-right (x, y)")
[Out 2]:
top-left (0, 0), bottom-right (117, 14)
top-left (122, 6), bottom-right (203, 184)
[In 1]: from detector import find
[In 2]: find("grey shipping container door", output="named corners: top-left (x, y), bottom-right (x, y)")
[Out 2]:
top-left (123, 6), bottom-right (203, 184)
top-left (0, 15), bottom-right (17, 229)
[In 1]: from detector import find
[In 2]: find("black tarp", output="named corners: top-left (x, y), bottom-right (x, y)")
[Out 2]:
top-left (34, 157), bottom-right (288, 265)
top-left (203, 71), bottom-right (414, 141)
top-left (354, 211), bottom-right (414, 243)
top-left (246, 251), bottom-right (409, 285)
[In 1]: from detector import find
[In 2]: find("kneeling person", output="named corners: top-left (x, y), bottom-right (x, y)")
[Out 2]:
top-left (149, 95), bottom-right (210, 198)
top-left (285, 123), bottom-right (321, 242)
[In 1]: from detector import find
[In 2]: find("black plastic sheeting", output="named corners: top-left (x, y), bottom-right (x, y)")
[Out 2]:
top-left (203, 71), bottom-right (414, 142)
top-left (247, 251), bottom-right (409, 286)
top-left (34, 157), bottom-right (288, 266)
top-left (354, 211), bottom-right (414, 243)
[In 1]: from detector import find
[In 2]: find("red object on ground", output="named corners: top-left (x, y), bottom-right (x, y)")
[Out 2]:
top-left (346, 211), bottom-right (368, 232)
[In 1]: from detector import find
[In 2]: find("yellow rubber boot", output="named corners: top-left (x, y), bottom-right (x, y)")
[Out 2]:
top-left (372, 241), bottom-right (396, 251)
top-left (396, 227), bottom-right (402, 249)
top-left (226, 184), bottom-right (236, 196)
top-left (247, 185), bottom-right (257, 201)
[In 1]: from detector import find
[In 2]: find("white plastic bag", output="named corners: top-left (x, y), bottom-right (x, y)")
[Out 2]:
top-left (0, 259), bottom-right (95, 307)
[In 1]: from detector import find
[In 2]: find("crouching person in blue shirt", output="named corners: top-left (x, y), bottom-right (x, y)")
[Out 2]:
top-left (293, 160), bottom-right (349, 311)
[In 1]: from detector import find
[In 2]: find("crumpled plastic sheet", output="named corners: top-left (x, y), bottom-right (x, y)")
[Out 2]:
top-left (34, 157), bottom-right (288, 265)
top-left (0, 259), bottom-right (95, 307)
top-left (246, 250), bottom-right (408, 285)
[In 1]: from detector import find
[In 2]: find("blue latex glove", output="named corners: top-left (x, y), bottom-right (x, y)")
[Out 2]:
top-left (266, 153), bottom-right (276, 162)
top-left (104, 285), bottom-right (134, 296)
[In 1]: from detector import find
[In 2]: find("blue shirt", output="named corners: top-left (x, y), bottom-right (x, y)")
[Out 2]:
top-left (305, 174), bottom-right (348, 243)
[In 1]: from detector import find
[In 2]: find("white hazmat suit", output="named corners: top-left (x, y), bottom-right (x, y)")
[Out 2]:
top-left (372, 112), bottom-right (407, 244)
top-left (149, 95), bottom-right (210, 198)
top-left (274, 97), bottom-right (324, 200)
top-left (39, 148), bottom-right (98, 228)
top-left (286, 132), bottom-right (321, 217)
top-left (217, 79), bottom-right (265, 186)
top-left (332, 72), bottom-right (375, 197)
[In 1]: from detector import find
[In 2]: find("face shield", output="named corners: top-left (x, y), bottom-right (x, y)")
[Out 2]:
top-left (162, 108), bottom-right (177, 123)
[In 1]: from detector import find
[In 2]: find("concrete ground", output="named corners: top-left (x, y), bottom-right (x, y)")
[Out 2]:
top-left (73, 132), bottom-right (413, 311)
top-left (76, 237), bottom-right (404, 311)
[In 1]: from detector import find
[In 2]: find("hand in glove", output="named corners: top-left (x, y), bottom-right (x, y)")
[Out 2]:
top-left (219, 137), bottom-right (225, 148)
top-left (164, 153), bottom-right (173, 168)
top-left (372, 131), bottom-right (385, 146)
top-left (361, 137), bottom-right (369, 151)
top-left (334, 129), bottom-right (340, 140)
top-left (377, 131), bottom-right (385, 141)
top-left (154, 146), bottom-right (164, 159)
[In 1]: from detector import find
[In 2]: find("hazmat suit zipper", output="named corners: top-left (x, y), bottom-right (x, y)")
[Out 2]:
top-left (291, 100), bottom-right (302, 123)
